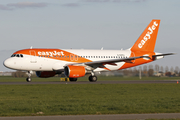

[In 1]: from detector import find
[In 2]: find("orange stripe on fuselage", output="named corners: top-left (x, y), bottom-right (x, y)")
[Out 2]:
top-left (13, 49), bottom-right (92, 63)
top-left (119, 51), bottom-right (155, 70)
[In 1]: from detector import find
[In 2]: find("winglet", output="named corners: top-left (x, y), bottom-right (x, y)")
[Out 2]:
top-left (131, 20), bottom-right (160, 52)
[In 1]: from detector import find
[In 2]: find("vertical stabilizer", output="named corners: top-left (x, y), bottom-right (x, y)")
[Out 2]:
top-left (131, 20), bottom-right (160, 52)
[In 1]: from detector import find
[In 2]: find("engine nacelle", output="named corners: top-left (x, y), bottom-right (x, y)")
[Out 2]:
top-left (64, 65), bottom-right (86, 78)
top-left (36, 71), bottom-right (56, 78)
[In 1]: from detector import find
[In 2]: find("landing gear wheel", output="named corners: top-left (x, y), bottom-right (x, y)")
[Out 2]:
top-left (26, 77), bottom-right (31, 82)
top-left (89, 75), bottom-right (97, 82)
top-left (69, 78), bottom-right (77, 82)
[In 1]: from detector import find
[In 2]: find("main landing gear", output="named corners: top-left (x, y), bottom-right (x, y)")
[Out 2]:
top-left (89, 75), bottom-right (97, 82)
top-left (69, 78), bottom-right (77, 82)
top-left (69, 71), bottom-right (97, 82)
top-left (26, 71), bottom-right (32, 82)
top-left (89, 72), bottom-right (97, 82)
top-left (69, 75), bottom-right (97, 82)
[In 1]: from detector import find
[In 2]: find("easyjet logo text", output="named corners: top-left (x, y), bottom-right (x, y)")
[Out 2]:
top-left (138, 21), bottom-right (158, 48)
top-left (38, 51), bottom-right (64, 56)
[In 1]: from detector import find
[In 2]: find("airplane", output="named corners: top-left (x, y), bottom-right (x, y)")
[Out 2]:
top-left (3, 19), bottom-right (174, 82)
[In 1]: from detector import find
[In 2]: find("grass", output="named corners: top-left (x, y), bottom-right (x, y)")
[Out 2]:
top-left (0, 83), bottom-right (180, 116)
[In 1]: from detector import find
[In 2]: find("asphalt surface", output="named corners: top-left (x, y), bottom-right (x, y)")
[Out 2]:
top-left (0, 80), bottom-right (178, 85)
top-left (0, 113), bottom-right (180, 120)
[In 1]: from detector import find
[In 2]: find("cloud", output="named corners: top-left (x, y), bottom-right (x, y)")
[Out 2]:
top-left (62, 3), bottom-right (80, 7)
top-left (83, 0), bottom-right (110, 2)
top-left (0, 2), bottom-right (49, 11)
top-left (82, 0), bottom-right (146, 2)
top-left (0, 4), bottom-right (13, 10)
top-left (113, 0), bottom-right (146, 2)
top-left (7, 2), bottom-right (48, 8)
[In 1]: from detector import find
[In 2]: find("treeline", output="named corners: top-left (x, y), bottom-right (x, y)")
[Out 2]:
top-left (12, 71), bottom-right (36, 78)
top-left (121, 64), bottom-right (180, 77)
top-left (11, 64), bottom-right (180, 78)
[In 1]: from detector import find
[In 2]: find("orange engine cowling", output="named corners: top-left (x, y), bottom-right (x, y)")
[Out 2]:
top-left (64, 65), bottom-right (86, 78)
top-left (36, 71), bottom-right (56, 78)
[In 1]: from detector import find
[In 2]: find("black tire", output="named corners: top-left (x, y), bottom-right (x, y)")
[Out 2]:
top-left (69, 78), bottom-right (77, 82)
top-left (26, 77), bottom-right (31, 82)
top-left (89, 75), bottom-right (97, 82)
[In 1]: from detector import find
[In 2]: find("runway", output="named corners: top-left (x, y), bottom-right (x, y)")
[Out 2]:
top-left (0, 113), bottom-right (180, 120)
top-left (0, 80), bottom-right (178, 85)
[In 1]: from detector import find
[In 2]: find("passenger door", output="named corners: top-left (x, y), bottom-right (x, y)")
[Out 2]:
top-left (29, 50), bottom-right (37, 63)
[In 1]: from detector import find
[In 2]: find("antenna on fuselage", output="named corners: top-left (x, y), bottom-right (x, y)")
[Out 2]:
top-left (101, 47), bottom-right (103, 50)
top-left (30, 46), bottom-right (33, 49)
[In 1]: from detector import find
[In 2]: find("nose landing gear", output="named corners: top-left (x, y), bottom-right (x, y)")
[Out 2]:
top-left (26, 77), bottom-right (31, 82)
top-left (26, 71), bottom-right (33, 82)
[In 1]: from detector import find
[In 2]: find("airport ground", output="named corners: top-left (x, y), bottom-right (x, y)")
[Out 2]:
top-left (0, 76), bottom-right (180, 120)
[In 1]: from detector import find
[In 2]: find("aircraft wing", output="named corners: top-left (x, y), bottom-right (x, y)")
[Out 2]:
top-left (67, 56), bottom-right (148, 69)
top-left (68, 53), bottom-right (175, 69)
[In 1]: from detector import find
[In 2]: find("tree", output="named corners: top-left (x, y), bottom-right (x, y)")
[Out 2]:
top-left (148, 65), bottom-right (154, 76)
top-left (175, 66), bottom-right (179, 74)
top-left (148, 69), bottom-right (154, 76)
top-left (132, 67), bottom-right (138, 76)
top-left (123, 69), bottom-right (130, 76)
top-left (143, 65), bottom-right (148, 76)
top-left (160, 66), bottom-right (164, 73)
top-left (12, 71), bottom-right (26, 78)
top-left (170, 67), bottom-right (174, 73)
top-left (155, 64), bottom-right (159, 72)
top-left (148, 64), bottom-right (153, 70)
top-left (165, 66), bottom-right (169, 73)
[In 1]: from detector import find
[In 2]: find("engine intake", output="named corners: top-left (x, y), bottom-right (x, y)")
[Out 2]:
top-left (64, 65), bottom-right (86, 78)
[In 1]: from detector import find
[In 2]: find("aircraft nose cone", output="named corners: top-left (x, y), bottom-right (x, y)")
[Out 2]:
top-left (3, 58), bottom-right (13, 69)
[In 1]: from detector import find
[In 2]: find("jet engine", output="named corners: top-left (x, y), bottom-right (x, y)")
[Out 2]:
top-left (36, 71), bottom-right (56, 78)
top-left (64, 65), bottom-right (86, 78)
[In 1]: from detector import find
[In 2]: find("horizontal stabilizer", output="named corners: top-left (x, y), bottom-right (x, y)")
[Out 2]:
top-left (152, 53), bottom-right (175, 57)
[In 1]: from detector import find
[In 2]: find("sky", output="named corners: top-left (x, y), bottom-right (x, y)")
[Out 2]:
top-left (0, 0), bottom-right (180, 71)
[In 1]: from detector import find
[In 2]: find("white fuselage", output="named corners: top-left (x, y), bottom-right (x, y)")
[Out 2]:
top-left (4, 49), bottom-right (132, 72)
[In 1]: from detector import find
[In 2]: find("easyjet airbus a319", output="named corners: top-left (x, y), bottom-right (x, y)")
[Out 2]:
top-left (3, 20), bottom-right (174, 82)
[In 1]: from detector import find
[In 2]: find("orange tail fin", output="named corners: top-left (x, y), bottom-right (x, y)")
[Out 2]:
top-left (131, 19), bottom-right (160, 52)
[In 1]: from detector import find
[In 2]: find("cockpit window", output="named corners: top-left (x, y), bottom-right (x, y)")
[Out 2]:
top-left (11, 54), bottom-right (15, 57)
top-left (11, 54), bottom-right (23, 58)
